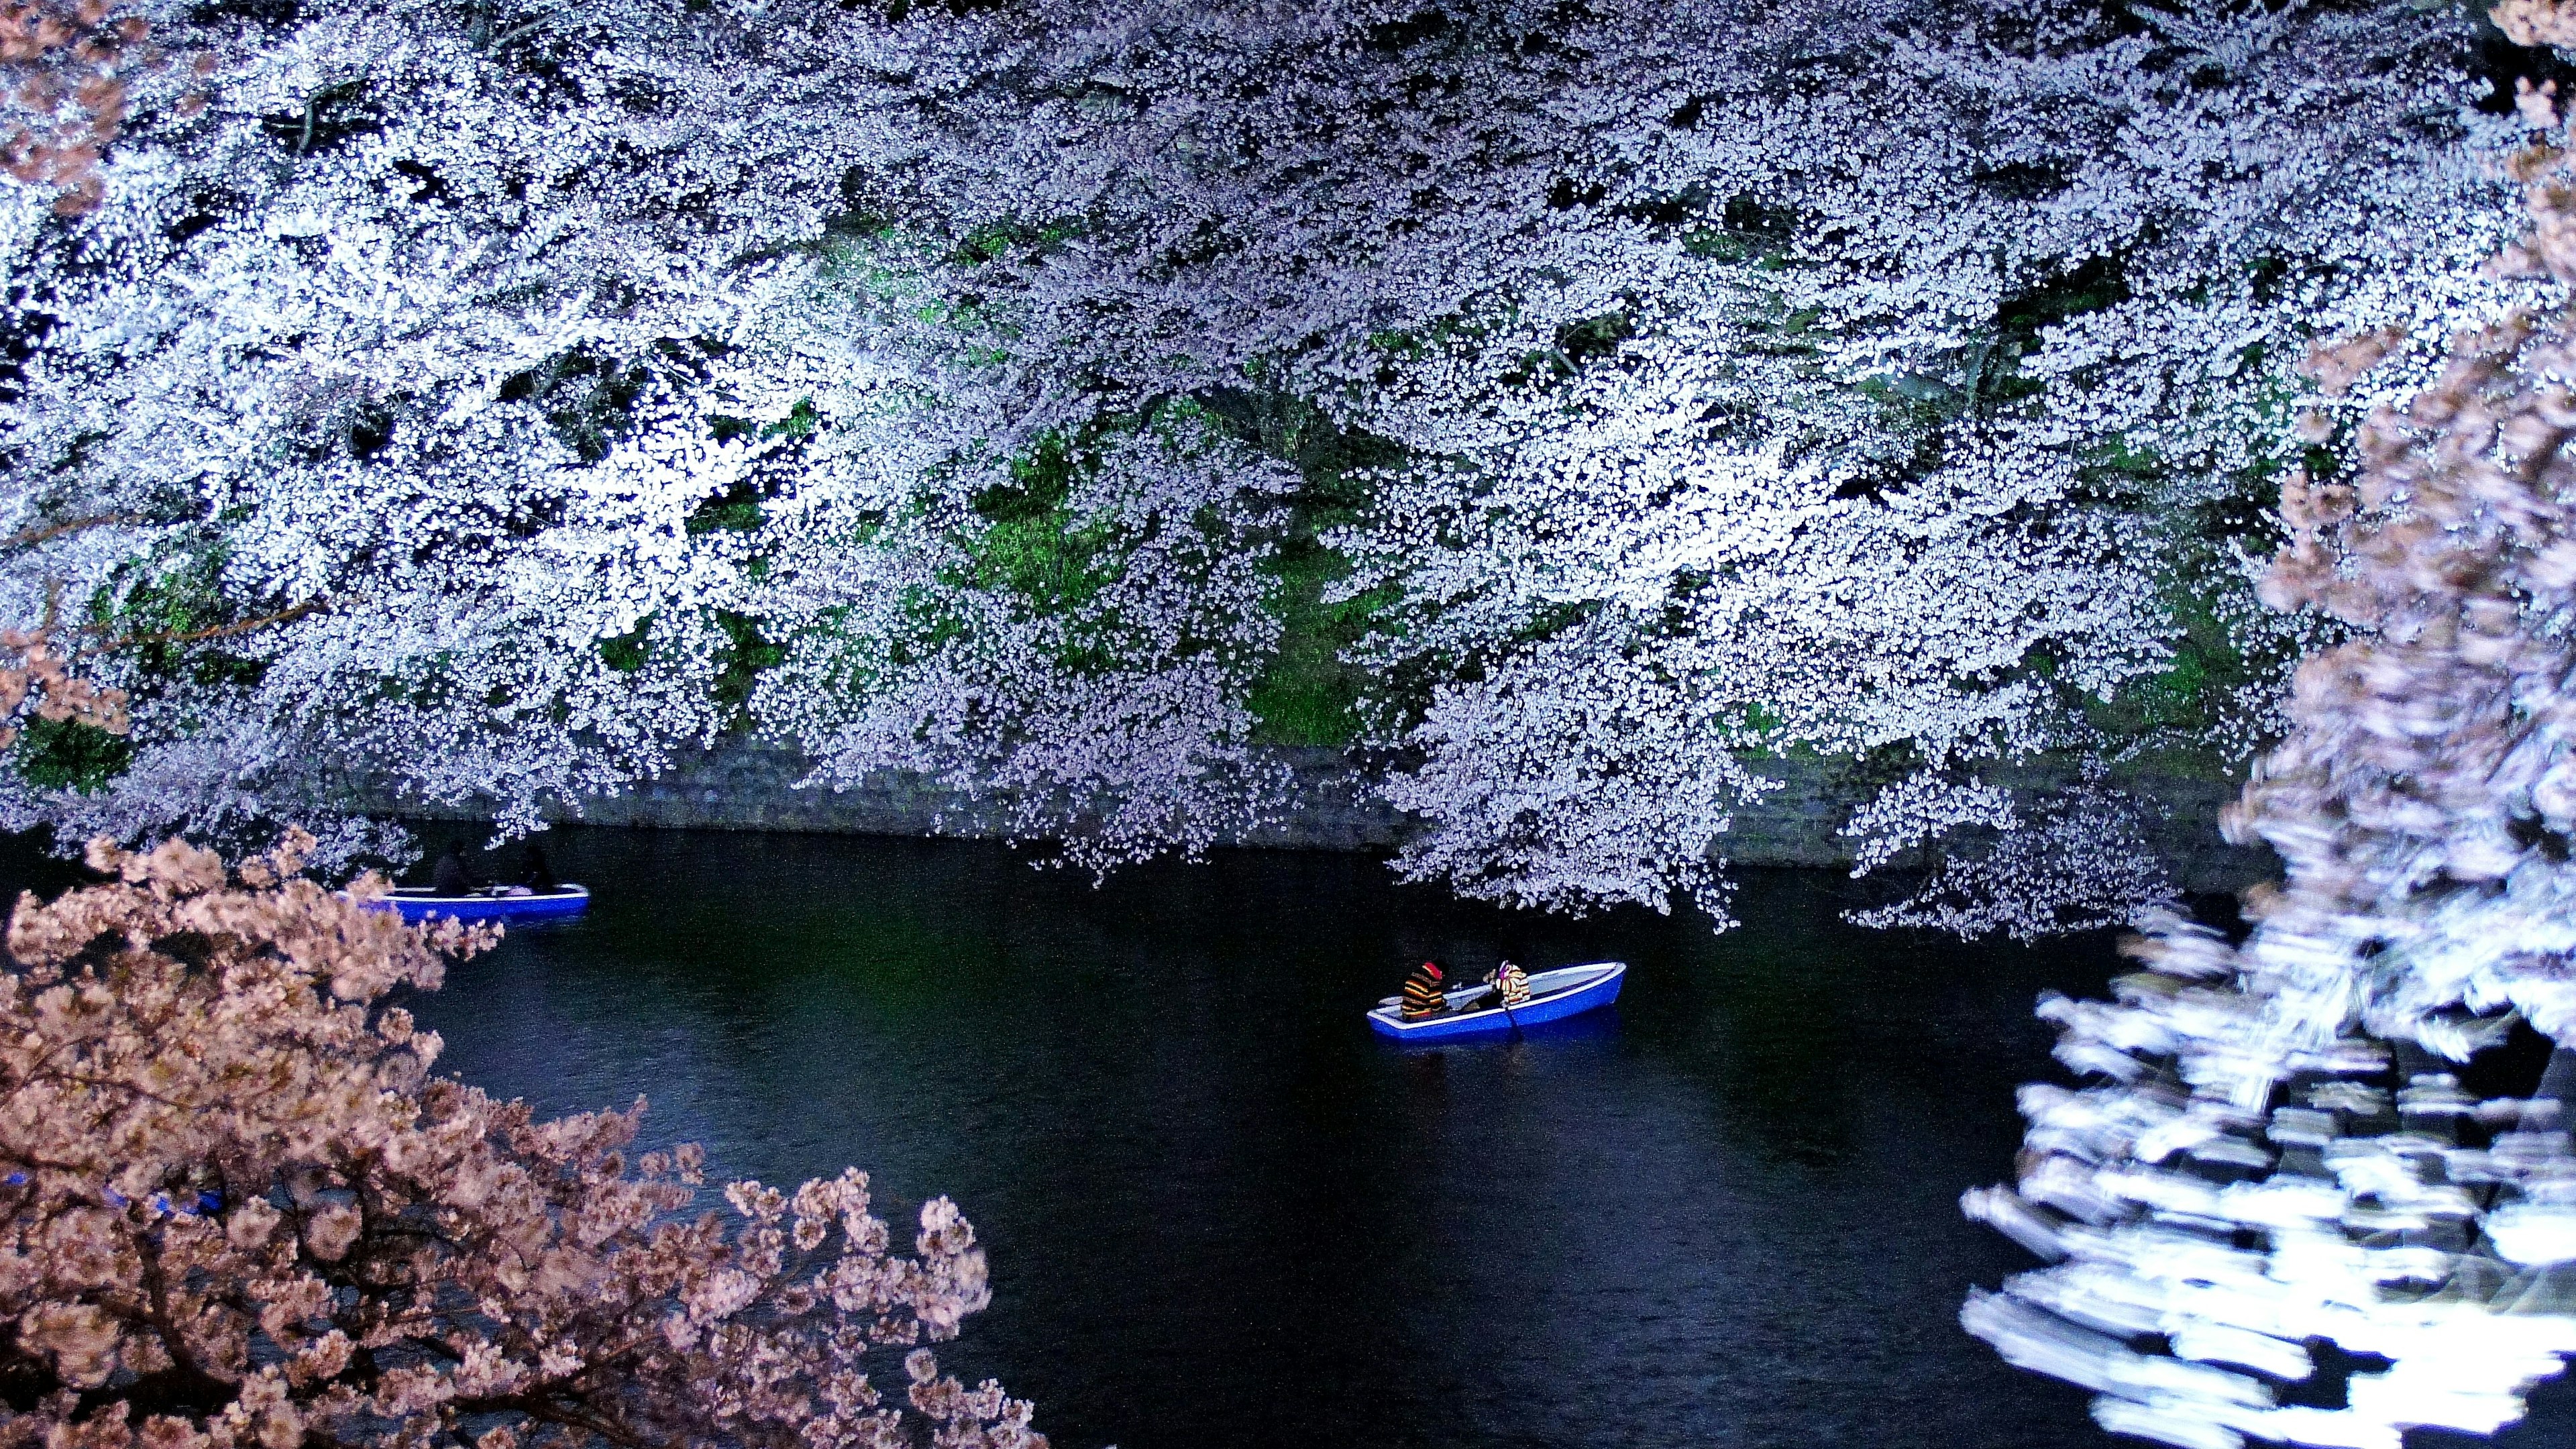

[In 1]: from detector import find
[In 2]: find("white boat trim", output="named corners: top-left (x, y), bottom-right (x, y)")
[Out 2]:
top-left (379, 882), bottom-right (590, 903)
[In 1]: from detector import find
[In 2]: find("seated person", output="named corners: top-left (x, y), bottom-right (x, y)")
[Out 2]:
top-left (431, 843), bottom-right (476, 896)
top-left (517, 841), bottom-right (559, 894)
top-left (1488, 959), bottom-right (1532, 1008)
top-left (1399, 961), bottom-right (1450, 1019)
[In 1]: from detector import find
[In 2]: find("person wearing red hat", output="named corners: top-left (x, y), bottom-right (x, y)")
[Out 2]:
top-left (1399, 960), bottom-right (1450, 1020)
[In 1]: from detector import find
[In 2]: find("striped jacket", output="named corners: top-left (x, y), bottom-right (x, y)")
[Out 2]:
top-left (1401, 968), bottom-right (1448, 1018)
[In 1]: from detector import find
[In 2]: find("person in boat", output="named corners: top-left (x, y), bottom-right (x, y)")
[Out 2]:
top-left (1399, 961), bottom-right (1450, 1020)
top-left (1486, 959), bottom-right (1532, 1009)
top-left (431, 842), bottom-right (478, 897)
top-left (516, 840), bottom-right (558, 894)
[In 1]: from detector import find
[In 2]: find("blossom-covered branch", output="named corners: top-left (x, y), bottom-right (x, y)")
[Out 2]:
top-left (0, 828), bottom-right (1042, 1449)
top-left (1964, 76), bottom-right (2576, 1448)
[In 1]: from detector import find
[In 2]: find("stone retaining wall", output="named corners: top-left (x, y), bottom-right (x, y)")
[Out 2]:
top-left (352, 739), bottom-right (2275, 893)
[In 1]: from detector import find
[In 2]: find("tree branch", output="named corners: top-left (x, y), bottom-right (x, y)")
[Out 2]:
top-left (76, 598), bottom-right (333, 660)
top-left (447, 1390), bottom-right (660, 1449)
top-left (0, 515), bottom-right (142, 553)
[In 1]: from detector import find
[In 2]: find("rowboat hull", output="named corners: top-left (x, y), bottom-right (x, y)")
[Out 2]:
top-left (1367, 961), bottom-right (1625, 1042)
top-left (355, 885), bottom-right (591, 923)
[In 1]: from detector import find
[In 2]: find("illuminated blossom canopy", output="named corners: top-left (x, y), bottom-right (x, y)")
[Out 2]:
top-left (0, 0), bottom-right (2541, 915)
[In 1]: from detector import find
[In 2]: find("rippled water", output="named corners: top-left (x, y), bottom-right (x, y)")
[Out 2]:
top-left (32, 826), bottom-right (2576, 1449)
top-left (398, 826), bottom-right (2082, 1449)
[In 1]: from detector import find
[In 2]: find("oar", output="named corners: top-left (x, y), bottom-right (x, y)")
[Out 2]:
top-left (1492, 977), bottom-right (1523, 1039)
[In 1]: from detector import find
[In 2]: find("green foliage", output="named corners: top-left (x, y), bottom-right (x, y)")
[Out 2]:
top-left (2080, 441), bottom-right (2288, 745)
top-left (2086, 598), bottom-right (2251, 740)
top-left (898, 396), bottom-right (1406, 738)
top-left (686, 488), bottom-right (765, 535)
top-left (1187, 385), bottom-right (1412, 746)
top-left (1503, 306), bottom-right (1637, 388)
top-left (950, 218), bottom-right (1077, 267)
top-left (2094, 647), bottom-right (2216, 735)
top-left (1994, 254), bottom-right (2130, 348)
top-left (767, 397), bottom-right (820, 441)
top-left (598, 617), bottom-right (652, 672)
top-left (91, 543), bottom-right (266, 688)
top-left (2073, 435), bottom-right (2169, 507)
top-left (15, 716), bottom-right (132, 793)
top-left (713, 610), bottom-right (784, 715)
top-left (959, 432), bottom-right (1124, 612)
top-left (695, 400), bottom-right (819, 532)
top-left (1856, 372), bottom-right (1957, 428)
top-left (1193, 386), bottom-right (1405, 525)
top-left (1953, 254), bottom-right (2136, 411)
top-left (1849, 256), bottom-right (2133, 441)
top-left (1730, 701), bottom-right (1786, 743)
top-left (1248, 544), bottom-right (1386, 747)
top-left (1735, 292), bottom-right (1827, 361)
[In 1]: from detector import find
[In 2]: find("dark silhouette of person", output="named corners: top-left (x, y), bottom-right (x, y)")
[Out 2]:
top-left (431, 843), bottom-right (476, 896)
top-left (517, 841), bottom-right (558, 894)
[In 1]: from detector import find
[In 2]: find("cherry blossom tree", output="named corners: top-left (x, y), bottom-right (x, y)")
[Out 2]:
top-left (0, 827), bottom-right (1042, 1449)
top-left (0, 0), bottom-right (2547, 913)
top-left (1964, 82), bottom-right (2576, 1448)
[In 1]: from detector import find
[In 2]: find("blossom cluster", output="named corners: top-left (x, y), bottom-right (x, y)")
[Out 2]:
top-left (0, 0), bottom-right (202, 215)
top-left (0, 828), bottom-right (1041, 1449)
top-left (1964, 90), bottom-right (2576, 1447)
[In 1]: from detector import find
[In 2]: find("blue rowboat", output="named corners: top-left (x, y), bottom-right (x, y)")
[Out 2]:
top-left (356, 884), bottom-right (591, 923)
top-left (1367, 961), bottom-right (1625, 1042)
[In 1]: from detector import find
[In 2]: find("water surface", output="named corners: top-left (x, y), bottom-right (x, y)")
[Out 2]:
top-left (202, 830), bottom-right (2576, 1447)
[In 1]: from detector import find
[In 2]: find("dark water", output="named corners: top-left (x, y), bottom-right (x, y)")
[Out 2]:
top-left (404, 828), bottom-right (2052, 1449)
top-left (40, 825), bottom-right (2576, 1449)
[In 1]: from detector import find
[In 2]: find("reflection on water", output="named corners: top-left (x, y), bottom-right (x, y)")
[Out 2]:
top-left (111, 828), bottom-right (2576, 1448)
